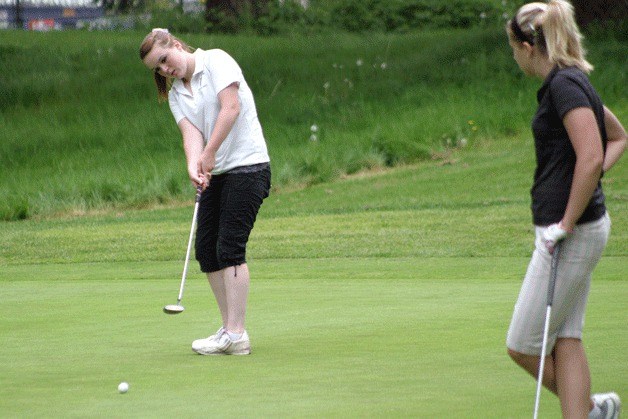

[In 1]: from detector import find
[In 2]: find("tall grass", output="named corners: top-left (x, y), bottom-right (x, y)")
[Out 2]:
top-left (0, 28), bottom-right (626, 220)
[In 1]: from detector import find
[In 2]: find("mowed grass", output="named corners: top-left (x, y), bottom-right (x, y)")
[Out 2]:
top-left (1, 259), bottom-right (626, 418)
top-left (1, 134), bottom-right (626, 417)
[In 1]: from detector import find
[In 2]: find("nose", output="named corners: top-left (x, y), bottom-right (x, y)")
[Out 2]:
top-left (157, 65), bottom-right (169, 75)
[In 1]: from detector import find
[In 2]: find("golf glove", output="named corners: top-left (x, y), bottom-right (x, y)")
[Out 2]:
top-left (543, 223), bottom-right (568, 254)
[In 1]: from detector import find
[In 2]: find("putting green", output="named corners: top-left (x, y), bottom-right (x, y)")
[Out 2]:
top-left (1, 257), bottom-right (625, 417)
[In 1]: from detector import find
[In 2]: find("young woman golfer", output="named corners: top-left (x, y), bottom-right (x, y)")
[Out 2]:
top-left (140, 29), bottom-right (271, 355)
top-left (505, 1), bottom-right (626, 417)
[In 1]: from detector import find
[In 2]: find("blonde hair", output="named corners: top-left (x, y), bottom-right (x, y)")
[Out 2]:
top-left (139, 29), bottom-right (193, 102)
top-left (507, 0), bottom-right (593, 73)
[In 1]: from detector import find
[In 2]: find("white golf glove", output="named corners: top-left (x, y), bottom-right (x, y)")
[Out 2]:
top-left (543, 223), bottom-right (568, 254)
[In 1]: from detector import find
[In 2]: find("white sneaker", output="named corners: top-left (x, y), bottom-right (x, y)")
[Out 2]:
top-left (194, 330), bottom-right (251, 356)
top-left (592, 392), bottom-right (621, 419)
top-left (222, 330), bottom-right (251, 355)
top-left (191, 326), bottom-right (225, 355)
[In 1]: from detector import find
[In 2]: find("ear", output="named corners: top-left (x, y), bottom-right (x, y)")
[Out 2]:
top-left (522, 42), bottom-right (534, 56)
top-left (173, 40), bottom-right (183, 51)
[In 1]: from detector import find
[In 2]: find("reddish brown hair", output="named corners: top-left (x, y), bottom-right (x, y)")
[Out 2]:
top-left (139, 29), bottom-right (193, 102)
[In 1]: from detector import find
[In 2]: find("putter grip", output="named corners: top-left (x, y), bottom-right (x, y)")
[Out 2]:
top-left (195, 185), bottom-right (203, 203)
top-left (547, 243), bottom-right (560, 306)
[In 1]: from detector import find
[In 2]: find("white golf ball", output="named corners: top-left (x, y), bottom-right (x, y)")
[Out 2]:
top-left (118, 382), bottom-right (129, 393)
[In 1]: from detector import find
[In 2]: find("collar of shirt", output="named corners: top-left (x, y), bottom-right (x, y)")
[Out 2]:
top-left (536, 65), bottom-right (559, 103)
top-left (171, 49), bottom-right (206, 97)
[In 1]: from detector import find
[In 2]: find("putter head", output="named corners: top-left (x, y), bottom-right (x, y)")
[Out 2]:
top-left (163, 304), bottom-right (184, 314)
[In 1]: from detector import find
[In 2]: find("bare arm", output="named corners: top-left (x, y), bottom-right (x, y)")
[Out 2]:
top-left (602, 106), bottom-right (627, 172)
top-left (198, 83), bottom-right (241, 181)
top-left (560, 107), bottom-right (605, 232)
top-left (177, 117), bottom-right (205, 187)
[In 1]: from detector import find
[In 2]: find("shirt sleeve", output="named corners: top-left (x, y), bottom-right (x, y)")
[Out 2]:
top-left (549, 74), bottom-right (592, 120)
top-left (168, 88), bottom-right (185, 124)
top-left (206, 49), bottom-right (243, 94)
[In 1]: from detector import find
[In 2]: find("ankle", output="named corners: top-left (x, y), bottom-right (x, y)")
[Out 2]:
top-left (227, 330), bottom-right (243, 341)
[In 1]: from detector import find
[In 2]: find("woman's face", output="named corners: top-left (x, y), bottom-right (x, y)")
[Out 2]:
top-left (509, 38), bottom-right (532, 76)
top-left (142, 42), bottom-right (188, 79)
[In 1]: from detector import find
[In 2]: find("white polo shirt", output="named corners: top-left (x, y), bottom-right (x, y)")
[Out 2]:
top-left (168, 48), bottom-right (270, 174)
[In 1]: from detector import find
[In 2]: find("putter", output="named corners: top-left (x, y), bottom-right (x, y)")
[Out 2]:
top-left (533, 242), bottom-right (561, 419)
top-left (163, 185), bottom-right (203, 315)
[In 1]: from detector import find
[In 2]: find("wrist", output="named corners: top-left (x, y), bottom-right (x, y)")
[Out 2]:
top-left (204, 142), bottom-right (219, 154)
top-left (559, 220), bottom-right (574, 233)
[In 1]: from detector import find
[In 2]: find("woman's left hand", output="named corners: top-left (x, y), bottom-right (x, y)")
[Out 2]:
top-left (543, 222), bottom-right (569, 254)
top-left (198, 150), bottom-right (216, 185)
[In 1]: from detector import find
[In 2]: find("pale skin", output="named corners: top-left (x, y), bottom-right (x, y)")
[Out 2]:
top-left (143, 40), bottom-right (250, 335)
top-left (508, 38), bottom-right (627, 418)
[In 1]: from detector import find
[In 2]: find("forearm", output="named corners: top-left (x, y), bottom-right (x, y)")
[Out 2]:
top-left (198, 84), bottom-right (241, 179)
top-left (177, 118), bottom-right (205, 185)
top-left (183, 135), bottom-right (204, 174)
top-left (603, 140), bottom-right (626, 172)
top-left (562, 160), bottom-right (602, 230)
top-left (602, 106), bottom-right (627, 172)
top-left (204, 107), bottom-right (239, 154)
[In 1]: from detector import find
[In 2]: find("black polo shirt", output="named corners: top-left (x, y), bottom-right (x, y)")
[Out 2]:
top-left (530, 66), bottom-right (607, 226)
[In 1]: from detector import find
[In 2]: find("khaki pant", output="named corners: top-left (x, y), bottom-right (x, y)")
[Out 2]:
top-left (506, 213), bottom-right (611, 355)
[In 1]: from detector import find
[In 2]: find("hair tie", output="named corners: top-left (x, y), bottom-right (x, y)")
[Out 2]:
top-left (510, 18), bottom-right (534, 45)
top-left (152, 28), bottom-right (169, 34)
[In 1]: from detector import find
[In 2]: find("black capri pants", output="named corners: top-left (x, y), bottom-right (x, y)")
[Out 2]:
top-left (195, 164), bottom-right (271, 273)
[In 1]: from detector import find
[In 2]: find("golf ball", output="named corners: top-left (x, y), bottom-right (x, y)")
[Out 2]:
top-left (118, 382), bottom-right (129, 393)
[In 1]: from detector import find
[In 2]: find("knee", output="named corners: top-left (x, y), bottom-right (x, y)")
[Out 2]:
top-left (216, 237), bottom-right (246, 269)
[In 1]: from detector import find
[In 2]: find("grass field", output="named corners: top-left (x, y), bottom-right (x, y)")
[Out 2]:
top-left (1, 28), bottom-right (626, 220)
top-left (1, 133), bottom-right (626, 417)
top-left (1, 20), bottom-right (626, 417)
top-left (1, 259), bottom-right (625, 417)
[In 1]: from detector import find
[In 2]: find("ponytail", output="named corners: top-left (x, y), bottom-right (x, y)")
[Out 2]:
top-left (508, 0), bottom-right (593, 74)
top-left (543, 0), bottom-right (592, 73)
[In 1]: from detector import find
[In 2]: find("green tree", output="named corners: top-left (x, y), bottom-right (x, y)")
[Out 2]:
top-left (571, 0), bottom-right (628, 26)
top-left (205, 0), bottom-right (272, 32)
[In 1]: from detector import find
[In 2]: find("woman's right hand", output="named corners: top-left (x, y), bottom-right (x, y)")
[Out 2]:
top-left (188, 167), bottom-right (207, 190)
